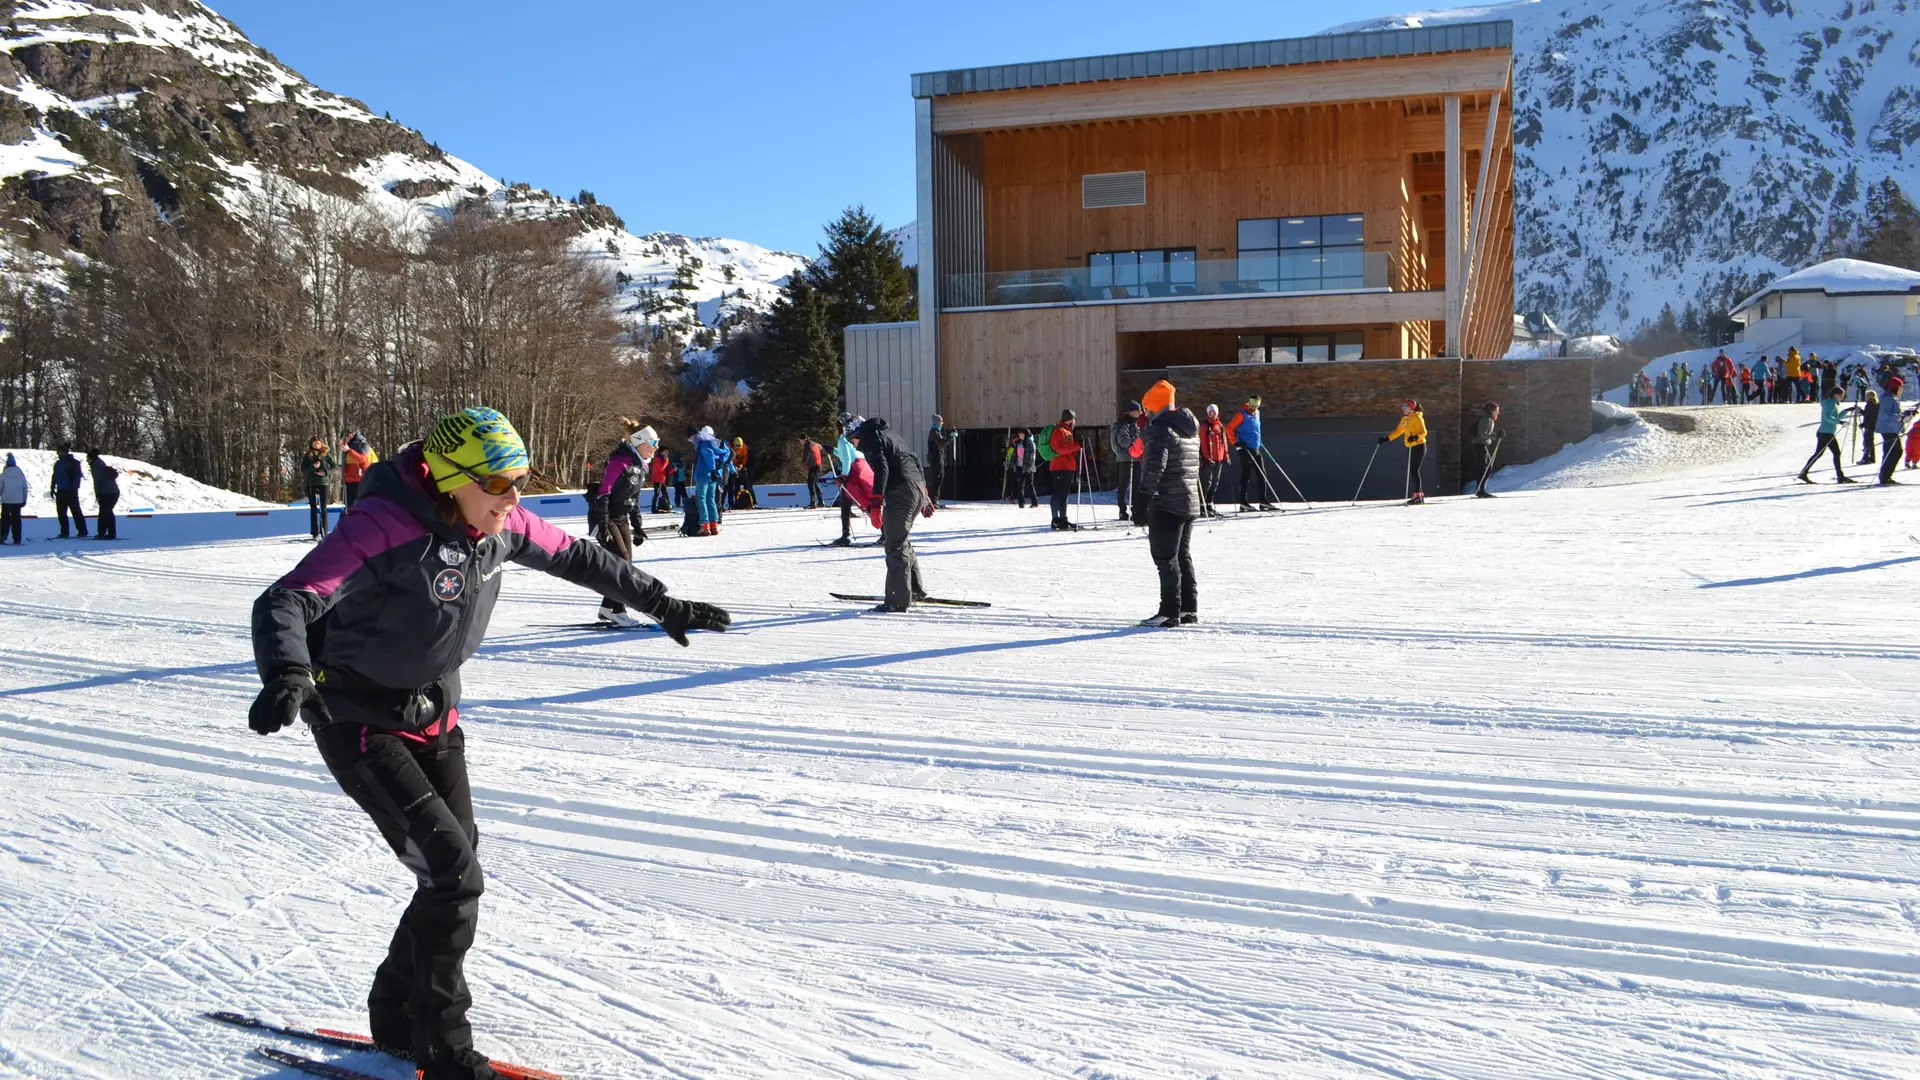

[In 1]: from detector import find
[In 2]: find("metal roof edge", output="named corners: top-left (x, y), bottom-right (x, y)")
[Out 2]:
top-left (909, 20), bottom-right (1513, 99)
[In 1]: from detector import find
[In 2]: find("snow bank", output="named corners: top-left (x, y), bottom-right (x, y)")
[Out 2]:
top-left (1499, 403), bottom-right (1811, 490)
top-left (0, 449), bottom-right (271, 516)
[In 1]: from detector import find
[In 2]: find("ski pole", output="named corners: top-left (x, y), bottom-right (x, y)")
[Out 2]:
top-left (1260, 446), bottom-right (1313, 510)
top-left (1352, 442), bottom-right (1382, 505)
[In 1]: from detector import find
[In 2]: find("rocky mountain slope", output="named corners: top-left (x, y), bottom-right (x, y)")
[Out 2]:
top-left (1331, 0), bottom-right (1920, 334)
top-left (0, 0), bottom-right (802, 349)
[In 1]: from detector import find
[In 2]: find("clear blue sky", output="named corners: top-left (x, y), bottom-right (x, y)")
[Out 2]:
top-left (210, 0), bottom-right (1418, 255)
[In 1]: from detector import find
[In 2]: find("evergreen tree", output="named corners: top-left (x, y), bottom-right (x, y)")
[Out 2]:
top-left (1854, 179), bottom-right (1920, 270)
top-left (808, 205), bottom-right (916, 361)
top-left (734, 270), bottom-right (839, 478)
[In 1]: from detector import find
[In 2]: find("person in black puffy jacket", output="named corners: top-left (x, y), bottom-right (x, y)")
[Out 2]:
top-left (248, 407), bottom-right (729, 1080)
top-left (1130, 379), bottom-right (1201, 627)
top-left (849, 416), bottom-right (930, 611)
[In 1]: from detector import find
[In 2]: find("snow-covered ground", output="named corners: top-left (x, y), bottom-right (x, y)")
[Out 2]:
top-left (4, 408), bottom-right (1920, 1079)
top-left (0, 449), bottom-right (271, 518)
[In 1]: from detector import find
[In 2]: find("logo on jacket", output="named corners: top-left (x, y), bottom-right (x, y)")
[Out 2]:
top-left (432, 568), bottom-right (466, 601)
top-left (439, 544), bottom-right (464, 565)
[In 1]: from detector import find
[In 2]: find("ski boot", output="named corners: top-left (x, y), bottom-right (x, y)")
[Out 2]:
top-left (1258, 502), bottom-right (1279, 512)
top-left (597, 610), bottom-right (643, 629)
top-left (415, 1045), bottom-right (499, 1080)
top-left (1139, 613), bottom-right (1179, 628)
top-left (830, 536), bottom-right (853, 547)
top-left (1178, 613), bottom-right (1198, 626)
top-left (1407, 491), bottom-right (1426, 505)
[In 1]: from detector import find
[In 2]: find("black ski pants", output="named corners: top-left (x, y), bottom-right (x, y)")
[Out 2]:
top-left (1012, 471), bottom-right (1037, 508)
top-left (1881, 435), bottom-right (1903, 483)
top-left (597, 516), bottom-right (634, 613)
top-left (307, 484), bottom-right (329, 538)
top-left (881, 486), bottom-right (926, 610)
top-left (805, 467), bottom-right (824, 508)
top-left (344, 480), bottom-right (362, 508)
top-left (54, 489), bottom-right (86, 537)
top-left (0, 503), bottom-right (21, 544)
top-left (1146, 512), bottom-right (1197, 618)
top-left (1235, 446), bottom-right (1270, 505)
top-left (1472, 445), bottom-right (1497, 494)
top-left (314, 722), bottom-right (483, 1065)
top-left (1115, 458), bottom-right (1138, 519)
top-left (925, 462), bottom-right (945, 506)
top-left (94, 492), bottom-right (117, 539)
top-left (1198, 460), bottom-right (1223, 513)
top-left (1406, 443), bottom-right (1428, 495)
top-left (1049, 468), bottom-right (1074, 523)
top-left (1801, 432), bottom-right (1845, 479)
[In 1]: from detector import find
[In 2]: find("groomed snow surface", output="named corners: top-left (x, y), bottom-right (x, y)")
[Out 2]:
top-left (4, 406), bottom-right (1920, 1079)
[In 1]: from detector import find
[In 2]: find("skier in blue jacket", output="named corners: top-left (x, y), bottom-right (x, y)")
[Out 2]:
top-left (1224, 397), bottom-right (1275, 511)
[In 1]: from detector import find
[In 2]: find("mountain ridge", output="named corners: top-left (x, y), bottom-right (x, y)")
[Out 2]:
top-left (0, 0), bottom-right (806, 353)
top-left (1327, 0), bottom-right (1920, 333)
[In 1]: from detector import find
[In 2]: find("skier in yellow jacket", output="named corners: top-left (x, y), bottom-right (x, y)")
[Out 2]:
top-left (1378, 399), bottom-right (1430, 505)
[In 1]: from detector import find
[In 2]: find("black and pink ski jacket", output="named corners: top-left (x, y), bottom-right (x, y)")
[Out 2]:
top-left (252, 443), bottom-right (666, 732)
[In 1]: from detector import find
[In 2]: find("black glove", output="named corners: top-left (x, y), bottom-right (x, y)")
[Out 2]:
top-left (249, 669), bottom-right (329, 734)
top-left (1377, 436), bottom-right (1389, 444)
top-left (652, 597), bottom-right (732, 646)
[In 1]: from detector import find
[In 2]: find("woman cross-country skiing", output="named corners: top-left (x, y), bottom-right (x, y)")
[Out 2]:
top-left (249, 407), bottom-right (730, 1079)
top-left (1379, 399), bottom-right (1429, 504)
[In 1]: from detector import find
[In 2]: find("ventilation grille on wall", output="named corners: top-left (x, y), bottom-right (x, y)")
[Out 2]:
top-left (1082, 171), bottom-right (1146, 209)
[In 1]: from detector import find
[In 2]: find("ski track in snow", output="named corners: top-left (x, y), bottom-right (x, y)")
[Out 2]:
top-left (2, 404), bottom-right (1920, 1078)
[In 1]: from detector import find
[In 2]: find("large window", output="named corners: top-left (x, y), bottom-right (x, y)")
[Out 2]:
top-left (1236, 214), bottom-right (1365, 292)
top-left (1234, 332), bottom-right (1365, 364)
top-left (1089, 247), bottom-right (1197, 298)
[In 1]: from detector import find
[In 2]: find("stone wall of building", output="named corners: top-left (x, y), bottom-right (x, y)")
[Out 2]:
top-left (1117, 355), bottom-right (1592, 495)
top-left (1459, 357), bottom-right (1595, 484)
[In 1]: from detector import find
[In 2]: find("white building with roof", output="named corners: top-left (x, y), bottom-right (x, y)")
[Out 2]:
top-left (1730, 258), bottom-right (1920, 355)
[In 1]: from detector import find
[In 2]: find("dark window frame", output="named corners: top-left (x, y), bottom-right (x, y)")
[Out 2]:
top-left (1236, 213), bottom-right (1366, 292)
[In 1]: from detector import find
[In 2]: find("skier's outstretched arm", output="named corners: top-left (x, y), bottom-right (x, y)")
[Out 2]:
top-left (504, 506), bottom-right (729, 645)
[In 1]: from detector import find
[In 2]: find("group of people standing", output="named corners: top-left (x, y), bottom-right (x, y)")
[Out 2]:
top-left (1007, 394), bottom-right (1501, 518)
top-left (0, 445), bottom-right (121, 544)
top-left (297, 432), bottom-right (379, 540)
top-left (1633, 347), bottom-right (1918, 409)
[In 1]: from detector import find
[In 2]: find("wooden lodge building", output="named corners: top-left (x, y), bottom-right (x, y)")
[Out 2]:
top-left (845, 20), bottom-right (1594, 500)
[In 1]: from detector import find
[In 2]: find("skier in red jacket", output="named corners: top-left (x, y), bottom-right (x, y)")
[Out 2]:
top-left (1198, 404), bottom-right (1230, 516)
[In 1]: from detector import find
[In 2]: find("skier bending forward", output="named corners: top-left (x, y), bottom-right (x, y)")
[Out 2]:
top-left (248, 407), bottom-right (731, 1079)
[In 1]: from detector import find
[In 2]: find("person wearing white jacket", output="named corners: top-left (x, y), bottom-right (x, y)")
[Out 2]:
top-left (0, 453), bottom-right (26, 544)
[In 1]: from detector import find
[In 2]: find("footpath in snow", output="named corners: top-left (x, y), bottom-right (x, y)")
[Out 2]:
top-left (2, 404), bottom-right (1919, 1079)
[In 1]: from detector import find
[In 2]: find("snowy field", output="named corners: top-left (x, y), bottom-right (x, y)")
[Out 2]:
top-left (4, 405), bottom-right (1920, 1079)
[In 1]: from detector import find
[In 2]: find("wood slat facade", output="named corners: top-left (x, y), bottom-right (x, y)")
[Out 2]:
top-left (874, 24), bottom-right (1524, 465)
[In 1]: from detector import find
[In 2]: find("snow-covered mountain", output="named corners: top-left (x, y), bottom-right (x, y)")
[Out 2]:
top-left (0, 0), bottom-right (803, 348)
top-left (1329, 1), bottom-right (1920, 334)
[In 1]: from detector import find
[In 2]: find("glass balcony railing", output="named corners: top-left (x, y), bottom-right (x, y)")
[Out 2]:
top-left (942, 251), bottom-right (1395, 310)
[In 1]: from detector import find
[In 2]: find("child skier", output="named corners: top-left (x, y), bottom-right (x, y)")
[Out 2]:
top-left (248, 407), bottom-right (730, 1079)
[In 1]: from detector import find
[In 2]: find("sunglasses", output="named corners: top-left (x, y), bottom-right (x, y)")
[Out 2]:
top-left (453, 462), bottom-right (531, 496)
